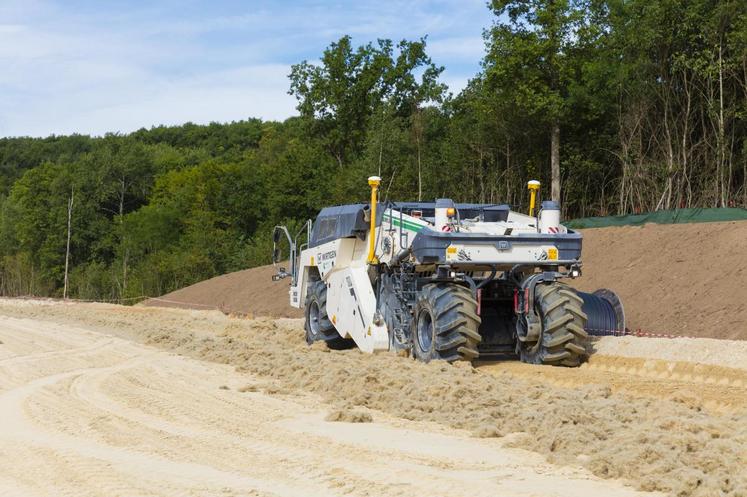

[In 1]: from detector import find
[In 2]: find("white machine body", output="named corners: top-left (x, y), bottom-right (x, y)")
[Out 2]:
top-left (285, 199), bottom-right (577, 354)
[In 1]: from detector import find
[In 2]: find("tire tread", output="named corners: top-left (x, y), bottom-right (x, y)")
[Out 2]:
top-left (413, 283), bottom-right (482, 363)
top-left (518, 282), bottom-right (589, 367)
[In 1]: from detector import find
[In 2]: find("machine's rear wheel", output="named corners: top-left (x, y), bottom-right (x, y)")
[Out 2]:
top-left (519, 282), bottom-right (589, 366)
top-left (412, 283), bottom-right (482, 363)
top-left (304, 280), bottom-right (353, 350)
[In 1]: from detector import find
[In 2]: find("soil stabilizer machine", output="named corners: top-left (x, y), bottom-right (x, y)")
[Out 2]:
top-left (273, 177), bottom-right (624, 366)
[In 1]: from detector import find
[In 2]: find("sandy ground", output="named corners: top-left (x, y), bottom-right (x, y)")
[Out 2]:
top-left (0, 303), bottom-right (655, 497)
top-left (1, 300), bottom-right (746, 496)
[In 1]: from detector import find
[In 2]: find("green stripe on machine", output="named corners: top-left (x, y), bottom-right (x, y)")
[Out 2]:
top-left (383, 214), bottom-right (425, 233)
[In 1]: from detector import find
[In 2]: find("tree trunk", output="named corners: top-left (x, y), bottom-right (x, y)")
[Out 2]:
top-left (377, 110), bottom-right (385, 177)
top-left (119, 178), bottom-right (127, 301)
top-left (63, 186), bottom-right (74, 299)
top-left (414, 109), bottom-right (423, 201)
top-left (681, 69), bottom-right (692, 208)
top-left (416, 137), bottom-right (422, 201)
top-left (718, 41), bottom-right (727, 206)
top-left (505, 139), bottom-right (511, 205)
top-left (551, 123), bottom-right (561, 202)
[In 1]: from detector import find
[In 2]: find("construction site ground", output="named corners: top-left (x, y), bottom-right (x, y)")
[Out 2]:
top-left (0, 299), bottom-right (745, 497)
top-left (2, 221), bottom-right (746, 497)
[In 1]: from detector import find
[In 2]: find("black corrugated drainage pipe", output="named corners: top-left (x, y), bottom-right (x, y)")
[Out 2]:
top-left (574, 289), bottom-right (626, 336)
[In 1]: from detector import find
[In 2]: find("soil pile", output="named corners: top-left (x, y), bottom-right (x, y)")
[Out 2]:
top-left (575, 220), bottom-right (747, 339)
top-left (142, 263), bottom-right (302, 318)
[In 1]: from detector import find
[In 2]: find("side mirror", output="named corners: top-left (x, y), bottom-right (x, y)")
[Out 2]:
top-left (273, 228), bottom-right (281, 244)
top-left (272, 247), bottom-right (281, 264)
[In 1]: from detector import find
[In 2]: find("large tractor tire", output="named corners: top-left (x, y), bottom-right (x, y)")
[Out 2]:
top-left (412, 283), bottom-right (482, 363)
top-left (519, 282), bottom-right (589, 367)
top-left (304, 280), bottom-right (353, 350)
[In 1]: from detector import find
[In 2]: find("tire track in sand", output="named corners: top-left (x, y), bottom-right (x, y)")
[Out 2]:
top-left (0, 311), bottom-right (656, 497)
top-left (478, 354), bottom-right (747, 412)
top-left (0, 348), bottom-right (333, 497)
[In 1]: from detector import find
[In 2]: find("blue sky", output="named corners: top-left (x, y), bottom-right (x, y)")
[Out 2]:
top-left (0, 0), bottom-right (493, 138)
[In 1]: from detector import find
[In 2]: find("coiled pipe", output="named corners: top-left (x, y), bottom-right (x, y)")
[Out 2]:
top-left (574, 288), bottom-right (626, 336)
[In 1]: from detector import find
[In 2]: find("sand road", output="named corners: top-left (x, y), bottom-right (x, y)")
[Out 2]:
top-left (0, 311), bottom-right (653, 497)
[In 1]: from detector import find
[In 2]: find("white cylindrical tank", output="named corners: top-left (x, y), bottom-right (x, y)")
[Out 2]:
top-left (539, 200), bottom-right (561, 233)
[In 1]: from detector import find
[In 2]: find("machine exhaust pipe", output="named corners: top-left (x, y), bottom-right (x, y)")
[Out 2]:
top-left (574, 288), bottom-right (626, 336)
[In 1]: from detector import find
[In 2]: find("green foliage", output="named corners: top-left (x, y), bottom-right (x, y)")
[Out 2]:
top-left (0, 9), bottom-right (745, 300)
top-left (289, 36), bottom-right (445, 167)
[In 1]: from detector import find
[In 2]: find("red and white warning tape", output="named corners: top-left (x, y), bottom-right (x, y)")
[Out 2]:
top-left (587, 328), bottom-right (694, 339)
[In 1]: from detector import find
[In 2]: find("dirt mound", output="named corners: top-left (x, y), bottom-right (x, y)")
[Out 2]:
top-left (142, 263), bottom-right (302, 318)
top-left (143, 220), bottom-right (747, 339)
top-left (574, 220), bottom-right (747, 339)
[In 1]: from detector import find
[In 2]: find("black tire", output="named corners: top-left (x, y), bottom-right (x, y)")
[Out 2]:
top-left (412, 283), bottom-right (482, 363)
top-left (304, 280), bottom-right (353, 350)
top-left (519, 282), bottom-right (589, 366)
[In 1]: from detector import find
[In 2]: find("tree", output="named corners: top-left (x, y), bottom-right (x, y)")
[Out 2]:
top-left (484, 0), bottom-right (600, 202)
top-left (0, 11), bottom-right (746, 302)
top-left (288, 36), bottom-right (445, 170)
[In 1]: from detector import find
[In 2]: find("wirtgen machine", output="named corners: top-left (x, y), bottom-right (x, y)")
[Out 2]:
top-left (273, 177), bottom-right (624, 366)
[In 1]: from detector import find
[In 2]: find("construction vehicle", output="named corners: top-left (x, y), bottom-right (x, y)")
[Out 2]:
top-left (272, 177), bottom-right (624, 366)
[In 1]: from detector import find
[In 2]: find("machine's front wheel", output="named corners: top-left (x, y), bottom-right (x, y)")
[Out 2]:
top-left (519, 282), bottom-right (589, 366)
top-left (304, 280), bottom-right (353, 349)
top-left (412, 283), bottom-right (482, 363)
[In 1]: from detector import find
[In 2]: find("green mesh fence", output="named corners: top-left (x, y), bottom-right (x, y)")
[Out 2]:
top-left (566, 207), bottom-right (747, 229)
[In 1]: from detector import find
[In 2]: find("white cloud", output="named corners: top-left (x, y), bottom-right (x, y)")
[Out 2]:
top-left (1, 64), bottom-right (296, 137)
top-left (0, 0), bottom-right (491, 137)
top-left (428, 36), bottom-right (485, 60)
top-left (440, 74), bottom-right (471, 96)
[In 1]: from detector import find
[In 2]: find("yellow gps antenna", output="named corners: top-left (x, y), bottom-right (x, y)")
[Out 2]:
top-left (367, 176), bottom-right (381, 264)
top-left (527, 180), bottom-right (541, 217)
